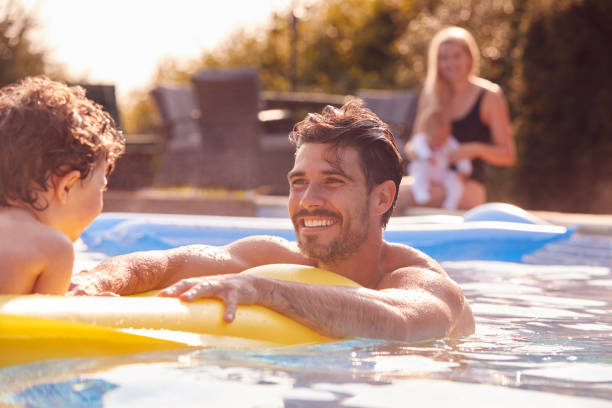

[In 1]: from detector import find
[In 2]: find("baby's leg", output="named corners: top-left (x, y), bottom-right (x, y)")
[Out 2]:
top-left (442, 171), bottom-right (464, 210)
top-left (408, 161), bottom-right (431, 204)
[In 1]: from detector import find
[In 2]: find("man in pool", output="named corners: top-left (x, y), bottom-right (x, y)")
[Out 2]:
top-left (69, 100), bottom-right (475, 342)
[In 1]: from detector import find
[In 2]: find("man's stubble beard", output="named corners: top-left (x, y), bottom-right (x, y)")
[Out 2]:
top-left (297, 205), bottom-right (370, 265)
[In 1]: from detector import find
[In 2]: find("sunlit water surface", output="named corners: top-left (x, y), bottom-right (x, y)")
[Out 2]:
top-left (1, 234), bottom-right (610, 407)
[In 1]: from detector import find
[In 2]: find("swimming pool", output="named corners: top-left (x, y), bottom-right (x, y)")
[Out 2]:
top-left (1, 212), bottom-right (610, 407)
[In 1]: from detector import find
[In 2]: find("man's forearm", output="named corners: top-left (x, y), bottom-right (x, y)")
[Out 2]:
top-left (257, 279), bottom-right (445, 341)
top-left (72, 250), bottom-right (171, 295)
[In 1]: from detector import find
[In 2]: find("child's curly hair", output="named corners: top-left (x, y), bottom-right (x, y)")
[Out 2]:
top-left (0, 76), bottom-right (125, 210)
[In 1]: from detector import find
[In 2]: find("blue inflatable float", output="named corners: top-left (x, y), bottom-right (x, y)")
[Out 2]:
top-left (80, 203), bottom-right (574, 263)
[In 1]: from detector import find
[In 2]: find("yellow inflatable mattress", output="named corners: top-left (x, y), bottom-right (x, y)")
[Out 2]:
top-left (0, 264), bottom-right (360, 367)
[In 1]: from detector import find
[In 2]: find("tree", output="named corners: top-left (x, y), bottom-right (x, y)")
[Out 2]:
top-left (511, 0), bottom-right (612, 213)
top-left (125, 0), bottom-right (612, 212)
top-left (0, 0), bottom-right (46, 87)
top-left (294, 0), bottom-right (418, 93)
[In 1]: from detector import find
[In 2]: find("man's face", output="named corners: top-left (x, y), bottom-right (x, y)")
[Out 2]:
top-left (287, 143), bottom-right (371, 264)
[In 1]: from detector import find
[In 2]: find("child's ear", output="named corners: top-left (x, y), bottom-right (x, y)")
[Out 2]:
top-left (371, 180), bottom-right (396, 217)
top-left (53, 170), bottom-right (81, 204)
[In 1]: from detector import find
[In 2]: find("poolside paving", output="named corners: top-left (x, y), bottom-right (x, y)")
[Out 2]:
top-left (101, 189), bottom-right (612, 267)
top-left (103, 190), bottom-right (612, 236)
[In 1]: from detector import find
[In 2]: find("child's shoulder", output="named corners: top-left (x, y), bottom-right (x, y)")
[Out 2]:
top-left (0, 207), bottom-right (73, 255)
top-left (0, 207), bottom-right (74, 294)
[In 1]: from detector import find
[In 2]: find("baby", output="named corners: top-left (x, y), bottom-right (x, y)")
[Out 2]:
top-left (0, 76), bottom-right (125, 294)
top-left (408, 110), bottom-right (471, 209)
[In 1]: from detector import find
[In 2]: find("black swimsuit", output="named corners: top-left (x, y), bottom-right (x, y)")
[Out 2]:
top-left (451, 91), bottom-right (492, 184)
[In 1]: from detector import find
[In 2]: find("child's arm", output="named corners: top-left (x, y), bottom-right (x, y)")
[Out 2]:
top-left (411, 132), bottom-right (432, 160)
top-left (32, 236), bottom-right (74, 295)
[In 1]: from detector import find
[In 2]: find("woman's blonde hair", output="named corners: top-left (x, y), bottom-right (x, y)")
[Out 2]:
top-left (414, 26), bottom-right (481, 133)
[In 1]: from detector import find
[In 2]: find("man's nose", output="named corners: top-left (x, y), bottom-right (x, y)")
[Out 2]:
top-left (300, 183), bottom-right (324, 208)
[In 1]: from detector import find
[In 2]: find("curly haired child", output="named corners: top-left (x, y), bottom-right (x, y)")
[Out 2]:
top-left (0, 76), bottom-right (125, 294)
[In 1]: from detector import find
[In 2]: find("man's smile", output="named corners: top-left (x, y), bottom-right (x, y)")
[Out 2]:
top-left (300, 216), bottom-right (338, 229)
top-left (292, 208), bottom-right (342, 232)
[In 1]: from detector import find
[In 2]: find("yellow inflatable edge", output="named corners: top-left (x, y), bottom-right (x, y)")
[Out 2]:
top-left (0, 264), bottom-right (361, 367)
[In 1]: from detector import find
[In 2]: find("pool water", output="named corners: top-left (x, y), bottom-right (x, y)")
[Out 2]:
top-left (1, 234), bottom-right (610, 407)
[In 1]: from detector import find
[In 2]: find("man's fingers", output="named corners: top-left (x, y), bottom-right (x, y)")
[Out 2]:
top-left (67, 288), bottom-right (119, 296)
top-left (158, 279), bottom-right (199, 297)
top-left (159, 278), bottom-right (217, 301)
top-left (223, 296), bottom-right (237, 323)
top-left (180, 279), bottom-right (215, 301)
top-left (96, 291), bottom-right (120, 297)
top-left (186, 279), bottom-right (216, 301)
top-left (157, 277), bottom-right (246, 326)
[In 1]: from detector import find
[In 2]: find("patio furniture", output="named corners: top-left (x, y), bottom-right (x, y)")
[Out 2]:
top-left (151, 86), bottom-right (201, 151)
top-left (151, 85), bottom-right (205, 187)
top-left (357, 89), bottom-right (419, 153)
top-left (190, 68), bottom-right (295, 192)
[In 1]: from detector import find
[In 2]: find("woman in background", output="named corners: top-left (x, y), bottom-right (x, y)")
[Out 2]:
top-left (397, 26), bottom-right (515, 211)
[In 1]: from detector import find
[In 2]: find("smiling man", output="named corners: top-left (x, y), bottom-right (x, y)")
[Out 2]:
top-left (70, 100), bottom-right (474, 342)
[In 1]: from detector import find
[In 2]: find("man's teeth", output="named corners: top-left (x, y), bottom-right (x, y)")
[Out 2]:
top-left (304, 218), bottom-right (335, 227)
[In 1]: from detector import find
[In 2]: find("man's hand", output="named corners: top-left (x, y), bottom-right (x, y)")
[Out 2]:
top-left (158, 274), bottom-right (262, 323)
top-left (67, 270), bottom-right (119, 296)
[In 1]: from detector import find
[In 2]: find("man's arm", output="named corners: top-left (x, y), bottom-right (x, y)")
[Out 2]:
top-left (159, 265), bottom-right (474, 342)
top-left (69, 248), bottom-right (174, 295)
top-left (69, 236), bottom-right (308, 296)
top-left (265, 267), bottom-right (471, 341)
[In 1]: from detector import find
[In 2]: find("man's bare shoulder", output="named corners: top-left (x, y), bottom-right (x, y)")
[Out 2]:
top-left (225, 235), bottom-right (315, 267)
top-left (380, 241), bottom-right (474, 336)
top-left (379, 241), bottom-right (465, 310)
top-left (381, 241), bottom-right (446, 276)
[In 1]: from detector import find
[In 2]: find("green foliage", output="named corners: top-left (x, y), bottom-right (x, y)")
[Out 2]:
top-left (123, 0), bottom-right (611, 212)
top-left (396, 0), bottom-right (522, 91)
top-left (141, 0), bottom-right (523, 100)
top-left (0, 0), bottom-right (46, 87)
top-left (295, 0), bottom-right (417, 93)
top-left (511, 0), bottom-right (612, 212)
top-left (121, 90), bottom-right (158, 135)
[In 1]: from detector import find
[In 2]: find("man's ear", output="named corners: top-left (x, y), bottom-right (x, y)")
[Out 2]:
top-left (371, 180), bottom-right (396, 217)
top-left (52, 170), bottom-right (81, 204)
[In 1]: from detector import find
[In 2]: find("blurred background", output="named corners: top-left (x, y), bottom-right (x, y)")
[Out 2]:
top-left (2, 0), bottom-right (611, 214)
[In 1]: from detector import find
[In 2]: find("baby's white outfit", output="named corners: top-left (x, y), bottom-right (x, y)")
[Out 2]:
top-left (408, 132), bottom-right (472, 210)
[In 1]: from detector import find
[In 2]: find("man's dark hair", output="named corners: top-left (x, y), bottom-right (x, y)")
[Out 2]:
top-left (0, 76), bottom-right (125, 211)
top-left (289, 98), bottom-right (403, 227)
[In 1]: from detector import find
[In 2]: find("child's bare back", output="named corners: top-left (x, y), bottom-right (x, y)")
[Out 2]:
top-left (0, 207), bottom-right (73, 294)
top-left (0, 76), bottom-right (125, 295)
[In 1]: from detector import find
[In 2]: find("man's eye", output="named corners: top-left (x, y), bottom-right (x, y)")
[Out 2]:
top-left (290, 179), bottom-right (306, 187)
top-left (326, 178), bottom-right (344, 184)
